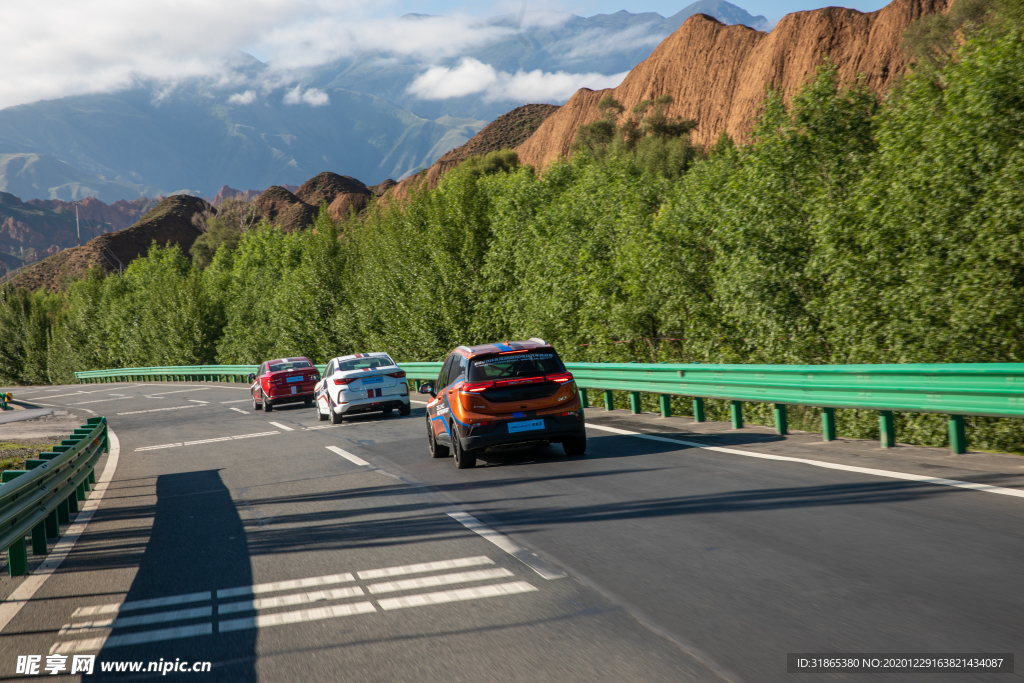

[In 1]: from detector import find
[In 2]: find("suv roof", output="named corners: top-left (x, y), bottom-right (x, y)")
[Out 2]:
top-left (457, 339), bottom-right (551, 358)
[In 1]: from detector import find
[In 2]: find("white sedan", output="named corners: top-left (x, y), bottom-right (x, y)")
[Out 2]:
top-left (314, 353), bottom-right (411, 424)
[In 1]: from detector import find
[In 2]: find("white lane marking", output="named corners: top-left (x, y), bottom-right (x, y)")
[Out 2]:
top-left (410, 399), bottom-right (429, 405)
top-left (0, 429), bottom-right (121, 634)
top-left (358, 556), bottom-right (493, 580)
top-left (368, 568), bottom-right (513, 594)
top-left (134, 431), bottom-right (279, 451)
top-left (268, 421), bottom-right (294, 431)
top-left (72, 591), bottom-right (212, 618)
top-left (218, 586), bottom-right (365, 614)
top-left (304, 425), bottom-right (338, 430)
top-left (144, 388), bottom-right (211, 397)
top-left (25, 401), bottom-right (60, 406)
top-left (119, 405), bottom-right (200, 415)
top-left (22, 389), bottom-right (108, 400)
top-left (81, 408), bottom-right (96, 415)
top-left (222, 399), bottom-right (251, 404)
top-left (69, 397), bottom-right (136, 405)
top-left (447, 512), bottom-right (566, 580)
top-left (326, 446), bottom-right (368, 466)
top-left (218, 572), bottom-right (355, 599)
top-left (230, 407), bottom-right (248, 414)
top-left (219, 601), bottom-right (376, 633)
top-left (50, 623), bottom-right (212, 653)
top-left (586, 424), bottom-right (1024, 500)
top-left (377, 581), bottom-right (537, 611)
top-left (59, 606), bottom-right (212, 635)
top-left (188, 399), bottom-right (209, 404)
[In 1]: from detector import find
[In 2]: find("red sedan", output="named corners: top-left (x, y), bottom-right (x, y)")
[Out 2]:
top-left (249, 357), bottom-right (320, 412)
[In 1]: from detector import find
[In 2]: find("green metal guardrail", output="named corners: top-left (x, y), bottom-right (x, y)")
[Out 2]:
top-left (400, 361), bottom-right (1024, 455)
top-left (1, 417), bottom-right (106, 576)
top-left (74, 362), bottom-right (1024, 454)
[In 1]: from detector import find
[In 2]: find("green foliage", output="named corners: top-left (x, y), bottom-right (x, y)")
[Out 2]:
top-left (3, 33), bottom-right (1024, 451)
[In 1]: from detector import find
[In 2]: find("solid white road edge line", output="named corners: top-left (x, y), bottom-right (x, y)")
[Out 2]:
top-left (0, 428), bottom-right (121, 634)
top-left (586, 423), bottom-right (1024, 500)
top-left (268, 421), bottom-right (294, 431)
top-left (447, 511), bottom-right (567, 580)
top-left (326, 446), bottom-right (369, 466)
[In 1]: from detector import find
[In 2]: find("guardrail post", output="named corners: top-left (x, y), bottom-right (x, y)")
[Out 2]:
top-left (604, 390), bottom-right (614, 411)
top-left (693, 397), bottom-right (705, 422)
top-left (579, 388), bottom-right (589, 408)
top-left (57, 497), bottom-right (70, 524)
top-left (88, 469), bottom-right (96, 486)
top-left (948, 415), bottom-right (967, 454)
top-left (45, 510), bottom-right (59, 538)
top-left (629, 392), bottom-right (641, 414)
top-left (879, 411), bottom-right (896, 448)
top-left (31, 522), bottom-right (47, 555)
top-left (774, 404), bottom-right (788, 435)
top-left (76, 481), bottom-right (86, 501)
top-left (821, 407), bottom-right (836, 441)
top-left (730, 401), bottom-right (743, 429)
top-left (67, 493), bottom-right (79, 514)
top-left (7, 538), bottom-right (27, 576)
top-left (659, 394), bottom-right (671, 417)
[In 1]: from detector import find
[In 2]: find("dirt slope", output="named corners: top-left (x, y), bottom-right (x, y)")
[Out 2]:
top-left (516, 0), bottom-right (949, 167)
top-left (7, 195), bottom-right (211, 292)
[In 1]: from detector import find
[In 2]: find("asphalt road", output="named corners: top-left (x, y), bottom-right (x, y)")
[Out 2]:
top-left (1, 381), bottom-right (1022, 682)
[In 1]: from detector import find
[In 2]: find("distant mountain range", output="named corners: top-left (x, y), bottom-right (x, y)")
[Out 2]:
top-left (0, 1), bottom-right (769, 203)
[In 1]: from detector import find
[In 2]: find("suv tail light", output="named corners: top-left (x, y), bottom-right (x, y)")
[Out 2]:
top-left (460, 381), bottom-right (494, 394)
top-left (333, 378), bottom-right (355, 386)
top-left (387, 370), bottom-right (406, 378)
top-left (545, 372), bottom-right (574, 384)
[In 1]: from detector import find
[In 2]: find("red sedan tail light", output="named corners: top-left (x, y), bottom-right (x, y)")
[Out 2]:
top-left (545, 372), bottom-right (574, 384)
top-left (387, 370), bottom-right (406, 378)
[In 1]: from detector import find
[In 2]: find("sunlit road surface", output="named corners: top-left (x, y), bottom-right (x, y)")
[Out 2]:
top-left (2, 381), bottom-right (1022, 682)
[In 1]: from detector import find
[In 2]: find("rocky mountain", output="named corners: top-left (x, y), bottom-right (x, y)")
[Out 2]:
top-left (6, 195), bottom-right (211, 292)
top-left (0, 1), bottom-right (768, 203)
top-left (517, 0), bottom-right (949, 164)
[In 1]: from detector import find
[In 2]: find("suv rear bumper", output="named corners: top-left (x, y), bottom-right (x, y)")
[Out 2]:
top-left (460, 414), bottom-right (585, 451)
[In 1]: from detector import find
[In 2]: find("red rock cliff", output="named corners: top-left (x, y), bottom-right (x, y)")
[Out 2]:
top-left (516, 0), bottom-right (949, 167)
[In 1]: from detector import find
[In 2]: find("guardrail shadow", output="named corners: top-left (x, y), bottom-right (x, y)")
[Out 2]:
top-left (94, 469), bottom-right (255, 682)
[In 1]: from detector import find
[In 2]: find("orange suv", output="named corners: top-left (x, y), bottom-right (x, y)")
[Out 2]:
top-left (421, 339), bottom-right (586, 468)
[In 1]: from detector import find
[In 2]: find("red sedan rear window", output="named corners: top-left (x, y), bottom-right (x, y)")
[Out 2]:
top-left (268, 360), bottom-right (312, 372)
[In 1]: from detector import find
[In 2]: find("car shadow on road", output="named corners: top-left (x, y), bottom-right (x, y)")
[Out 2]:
top-left (94, 469), bottom-right (256, 682)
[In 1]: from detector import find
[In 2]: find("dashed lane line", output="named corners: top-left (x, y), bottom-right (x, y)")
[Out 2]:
top-left (357, 556), bottom-right (493, 580)
top-left (218, 572), bottom-right (355, 599)
top-left (143, 388), bottom-right (211, 397)
top-left (118, 405), bottom-right (200, 416)
top-left (134, 431), bottom-right (279, 452)
top-left (377, 582), bottom-right (537, 611)
top-left (52, 624), bottom-right (213, 654)
top-left (73, 592), bottom-right (212, 618)
top-left (188, 399), bottom-right (209, 404)
top-left (367, 568), bottom-right (513, 594)
top-left (326, 445), bottom-right (369, 466)
top-left (59, 607), bottom-right (213, 636)
top-left (218, 586), bottom-right (365, 614)
top-left (219, 601), bottom-right (377, 633)
top-left (586, 423), bottom-right (1024, 501)
top-left (268, 421), bottom-right (294, 431)
top-left (221, 399), bottom-right (251, 404)
top-left (447, 512), bottom-right (567, 580)
top-left (230, 407), bottom-right (248, 414)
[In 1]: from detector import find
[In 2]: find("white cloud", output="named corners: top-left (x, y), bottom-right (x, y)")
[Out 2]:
top-left (283, 85), bottom-right (330, 106)
top-left (408, 57), bottom-right (628, 103)
top-left (228, 90), bottom-right (257, 105)
top-left (0, 1), bottom-right (518, 110)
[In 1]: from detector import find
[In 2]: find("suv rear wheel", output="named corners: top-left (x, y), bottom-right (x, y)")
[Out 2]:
top-left (562, 436), bottom-right (587, 457)
top-left (452, 428), bottom-right (477, 469)
top-left (428, 417), bottom-right (449, 458)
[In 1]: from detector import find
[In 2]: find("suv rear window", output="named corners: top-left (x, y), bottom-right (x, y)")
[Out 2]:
top-left (468, 351), bottom-right (565, 381)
